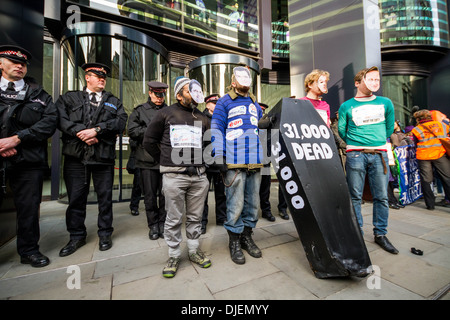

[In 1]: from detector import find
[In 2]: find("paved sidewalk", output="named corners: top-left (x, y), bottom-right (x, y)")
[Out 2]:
top-left (0, 184), bottom-right (449, 303)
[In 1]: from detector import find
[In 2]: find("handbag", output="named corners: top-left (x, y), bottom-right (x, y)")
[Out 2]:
top-left (422, 125), bottom-right (450, 157)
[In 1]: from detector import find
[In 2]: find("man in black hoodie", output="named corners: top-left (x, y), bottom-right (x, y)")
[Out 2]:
top-left (57, 62), bottom-right (128, 256)
top-left (143, 77), bottom-right (211, 278)
top-left (0, 45), bottom-right (57, 267)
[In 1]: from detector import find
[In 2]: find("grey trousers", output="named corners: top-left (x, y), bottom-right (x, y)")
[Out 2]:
top-left (162, 172), bottom-right (209, 257)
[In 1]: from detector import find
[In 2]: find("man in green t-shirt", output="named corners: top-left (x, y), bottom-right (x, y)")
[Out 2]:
top-left (338, 66), bottom-right (398, 255)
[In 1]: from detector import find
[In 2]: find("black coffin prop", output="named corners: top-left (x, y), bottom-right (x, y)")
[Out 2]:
top-left (265, 98), bottom-right (371, 279)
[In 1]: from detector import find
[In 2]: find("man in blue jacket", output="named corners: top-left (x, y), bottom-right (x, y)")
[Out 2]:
top-left (211, 66), bottom-right (264, 264)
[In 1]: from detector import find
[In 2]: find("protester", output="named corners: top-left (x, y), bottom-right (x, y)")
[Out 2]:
top-left (143, 77), bottom-right (211, 278)
top-left (338, 66), bottom-right (398, 254)
top-left (211, 66), bottom-right (264, 265)
top-left (300, 69), bottom-right (331, 127)
top-left (411, 109), bottom-right (450, 210)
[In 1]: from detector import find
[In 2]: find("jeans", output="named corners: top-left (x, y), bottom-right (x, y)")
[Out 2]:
top-left (224, 169), bottom-right (261, 234)
top-left (345, 151), bottom-right (389, 235)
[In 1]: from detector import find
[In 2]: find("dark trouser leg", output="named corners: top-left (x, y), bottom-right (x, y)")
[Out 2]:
top-left (212, 172), bottom-right (227, 224)
top-left (91, 164), bottom-right (114, 237)
top-left (129, 168), bottom-right (141, 211)
top-left (418, 159), bottom-right (436, 209)
top-left (259, 173), bottom-right (271, 215)
top-left (9, 167), bottom-right (43, 256)
top-left (141, 169), bottom-right (164, 228)
top-left (63, 158), bottom-right (89, 240)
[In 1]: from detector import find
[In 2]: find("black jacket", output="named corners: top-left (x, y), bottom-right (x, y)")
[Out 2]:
top-left (0, 77), bottom-right (57, 168)
top-left (202, 108), bottom-right (219, 173)
top-left (128, 99), bottom-right (167, 169)
top-left (56, 89), bottom-right (128, 165)
top-left (143, 102), bottom-right (209, 167)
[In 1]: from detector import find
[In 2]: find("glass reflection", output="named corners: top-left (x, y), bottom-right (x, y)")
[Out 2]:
top-left (68, 0), bottom-right (259, 51)
top-left (382, 75), bottom-right (427, 127)
top-left (379, 0), bottom-right (449, 47)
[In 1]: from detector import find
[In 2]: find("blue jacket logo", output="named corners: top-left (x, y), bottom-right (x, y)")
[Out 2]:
top-left (105, 102), bottom-right (117, 110)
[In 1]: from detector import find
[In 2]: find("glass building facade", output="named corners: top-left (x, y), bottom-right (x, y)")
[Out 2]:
top-left (69, 0), bottom-right (259, 51)
top-left (379, 0), bottom-right (450, 127)
top-left (379, 0), bottom-right (449, 47)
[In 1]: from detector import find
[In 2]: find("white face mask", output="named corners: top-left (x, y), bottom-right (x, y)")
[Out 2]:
top-left (233, 66), bottom-right (252, 87)
top-left (362, 71), bottom-right (380, 93)
top-left (317, 75), bottom-right (328, 94)
top-left (189, 79), bottom-right (204, 104)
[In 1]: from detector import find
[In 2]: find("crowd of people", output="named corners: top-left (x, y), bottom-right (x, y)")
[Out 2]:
top-left (1, 44), bottom-right (449, 279)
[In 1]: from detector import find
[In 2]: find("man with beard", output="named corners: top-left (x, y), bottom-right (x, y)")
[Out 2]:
top-left (338, 66), bottom-right (398, 254)
top-left (143, 77), bottom-right (211, 278)
top-left (128, 81), bottom-right (168, 240)
top-left (211, 66), bottom-right (264, 265)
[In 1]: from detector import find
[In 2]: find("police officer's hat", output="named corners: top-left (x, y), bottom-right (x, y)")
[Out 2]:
top-left (82, 63), bottom-right (110, 78)
top-left (147, 81), bottom-right (168, 98)
top-left (0, 45), bottom-right (32, 64)
top-left (205, 93), bottom-right (220, 104)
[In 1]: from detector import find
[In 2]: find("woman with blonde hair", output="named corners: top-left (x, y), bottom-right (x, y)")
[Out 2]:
top-left (300, 69), bottom-right (331, 127)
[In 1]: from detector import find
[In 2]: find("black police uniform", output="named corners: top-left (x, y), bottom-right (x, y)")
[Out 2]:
top-left (56, 64), bottom-right (127, 247)
top-left (126, 138), bottom-right (142, 215)
top-left (0, 46), bottom-right (57, 264)
top-left (201, 94), bottom-right (226, 230)
top-left (127, 81), bottom-right (168, 239)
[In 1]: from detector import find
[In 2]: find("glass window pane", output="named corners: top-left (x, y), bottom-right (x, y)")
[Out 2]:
top-left (379, 1), bottom-right (450, 48)
top-left (68, 0), bottom-right (259, 51)
top-left (382, 75), bottom-right (428, 127)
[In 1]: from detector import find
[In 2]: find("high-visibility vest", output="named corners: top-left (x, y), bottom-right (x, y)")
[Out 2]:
top-left (431, 110), bottom-right (448, 123)
top-left (412, 121), bottom-right (449, 160)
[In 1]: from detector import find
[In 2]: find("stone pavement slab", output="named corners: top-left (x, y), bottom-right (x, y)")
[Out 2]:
top-left (0, 186), bottom-right (449, 303)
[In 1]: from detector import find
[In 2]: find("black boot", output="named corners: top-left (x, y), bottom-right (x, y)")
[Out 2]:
top-left (240, 226), bottom-right (262, 258)
top-left (227, 230), bottom-right (245, 264)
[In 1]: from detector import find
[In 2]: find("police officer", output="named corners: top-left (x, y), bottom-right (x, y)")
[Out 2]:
top-left (258, 102), bottom-right (276, 222)
top-left (128, 81), bottom-right (168, 240)
top-left (201, 93), bottom-right (226, 233)
top-left (0, 45), bottom-right (57, 267)
top-left (57, 62), bottom-right (128, 256)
